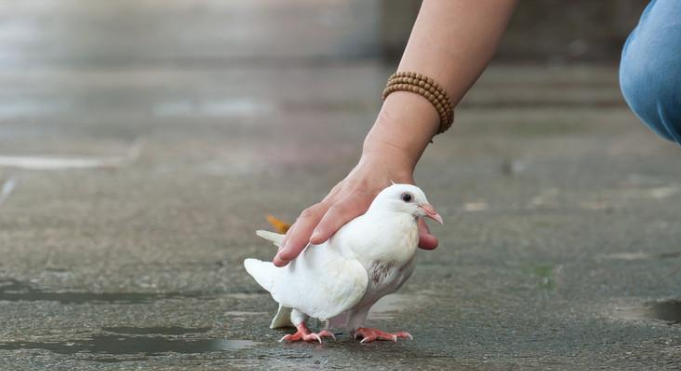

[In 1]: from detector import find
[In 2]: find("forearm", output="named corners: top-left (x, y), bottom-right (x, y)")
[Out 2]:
top-left (276, 0), bottom-right (518, 265)
top-left (364, 0), bottom-right (518, 166)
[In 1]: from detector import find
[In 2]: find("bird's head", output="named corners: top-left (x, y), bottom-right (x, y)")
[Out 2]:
top-left (370, 184), bottom-right (443, 225)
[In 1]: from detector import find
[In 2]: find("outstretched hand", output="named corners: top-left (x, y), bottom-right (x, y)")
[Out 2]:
top-left (273, 150), bottom-right (438, 267)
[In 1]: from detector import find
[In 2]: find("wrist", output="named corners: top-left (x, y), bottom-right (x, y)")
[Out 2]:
top-left (362, 92), bottom-right (440, 170)
top-left (360, 142), bottom-right (415, 175)
top-left (356, 150), bottom-right (415, 185)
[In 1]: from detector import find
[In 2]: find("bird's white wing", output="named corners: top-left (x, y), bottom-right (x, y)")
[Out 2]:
top-left (244, 231), bottom-right (368, 321)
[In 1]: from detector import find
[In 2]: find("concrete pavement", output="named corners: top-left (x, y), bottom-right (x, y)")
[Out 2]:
top-left (0, 1), bottom-right (680, 370)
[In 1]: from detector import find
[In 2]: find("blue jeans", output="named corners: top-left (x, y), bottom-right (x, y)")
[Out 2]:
top-left (620, 0), bottom-right (681, 144)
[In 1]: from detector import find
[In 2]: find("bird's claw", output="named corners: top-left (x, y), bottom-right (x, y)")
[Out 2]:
top-left (318, 330), bottom-right (336, 340)
top-left (353, 327), bottom-right (413, 343)
top-left (279, 324), bottom-right (335, 344)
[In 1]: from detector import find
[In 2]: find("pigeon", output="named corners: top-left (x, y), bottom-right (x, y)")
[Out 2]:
top-left (243, 183), bottom-right (443, 343)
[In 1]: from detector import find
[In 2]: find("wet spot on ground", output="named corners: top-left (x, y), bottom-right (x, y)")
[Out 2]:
top-left (225, 311), bottom-right (268, 316)
top-left (646, 300), bottom-right (681, 324)
top-left (0, 336), bottom-right (259, 362)
top-left (598, 252), bottom-right (681, 261)
top-left (658, 252), bottom-right (681, 259)
top-left (102, 326), bottom-right (212, 335)
top-left (617, 300), bottom-right (681, 325)
top-left (0, 279), bottom-right (207, 304)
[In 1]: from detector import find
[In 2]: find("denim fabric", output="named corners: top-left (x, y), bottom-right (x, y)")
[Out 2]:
top-left (620, 0), bottom-right (681, 144)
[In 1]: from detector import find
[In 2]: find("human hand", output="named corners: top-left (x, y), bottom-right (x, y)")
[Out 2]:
top-left (273, 144), bottom-right (438, 267)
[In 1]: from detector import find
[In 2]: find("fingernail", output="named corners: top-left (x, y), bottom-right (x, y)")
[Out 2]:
top-left (310, 229), bottom-right (321, 241)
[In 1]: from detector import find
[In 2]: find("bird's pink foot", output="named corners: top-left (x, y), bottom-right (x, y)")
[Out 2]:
top-left (353, 327), bottom-right (413, 343)
top-left (279, 324), bottom-right (336, 344)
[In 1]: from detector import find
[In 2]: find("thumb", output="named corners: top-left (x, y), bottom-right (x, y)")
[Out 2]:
top-left (417, 219), bottom-right (438, 250)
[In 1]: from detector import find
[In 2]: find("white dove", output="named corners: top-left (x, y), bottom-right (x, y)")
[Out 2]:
top-left (244, 184), bottom-right (443, 343)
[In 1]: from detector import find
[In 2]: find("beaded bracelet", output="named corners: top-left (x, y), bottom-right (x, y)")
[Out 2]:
top-left (382, 72), bottom-right (454, 134)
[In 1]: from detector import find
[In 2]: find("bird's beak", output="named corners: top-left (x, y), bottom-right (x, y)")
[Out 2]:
top-left (418, 203), bottom-right (444, 225)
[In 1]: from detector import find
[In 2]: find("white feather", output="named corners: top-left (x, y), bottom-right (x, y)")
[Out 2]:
top-left (255, 230), bottom-right (284, 247)
top-left (244, 239), bottom-right (368, 321)
top-left (269, 304), bottom-right (293, 329)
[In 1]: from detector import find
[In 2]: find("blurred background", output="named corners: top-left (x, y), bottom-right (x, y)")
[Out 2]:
top-left (1, 1), bottom-right (680, 369)
top-left (0, 0), bottom-right (651, 65)
top-left (384, 0), bottom-right (649, 63)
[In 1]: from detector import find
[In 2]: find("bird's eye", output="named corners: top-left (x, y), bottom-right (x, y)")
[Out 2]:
top-left (401, 192), bottom-right (413, 203)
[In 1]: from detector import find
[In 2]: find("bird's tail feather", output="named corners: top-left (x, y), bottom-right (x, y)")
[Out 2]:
top-left (255, 230), bottom-right (285, 248)
top-left (270, 304), bottom-right (294, 329)
top-left (243, 258), bottom-right (277, 292)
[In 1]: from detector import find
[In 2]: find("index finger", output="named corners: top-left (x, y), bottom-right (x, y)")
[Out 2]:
top-left (309, 192), bottom-right (373, 244)
top-left (273, 203), bottom-right (327, 266)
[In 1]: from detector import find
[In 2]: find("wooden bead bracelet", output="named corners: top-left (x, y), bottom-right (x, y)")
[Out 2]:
top-left (382, 72), bottom-right (454, 134)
